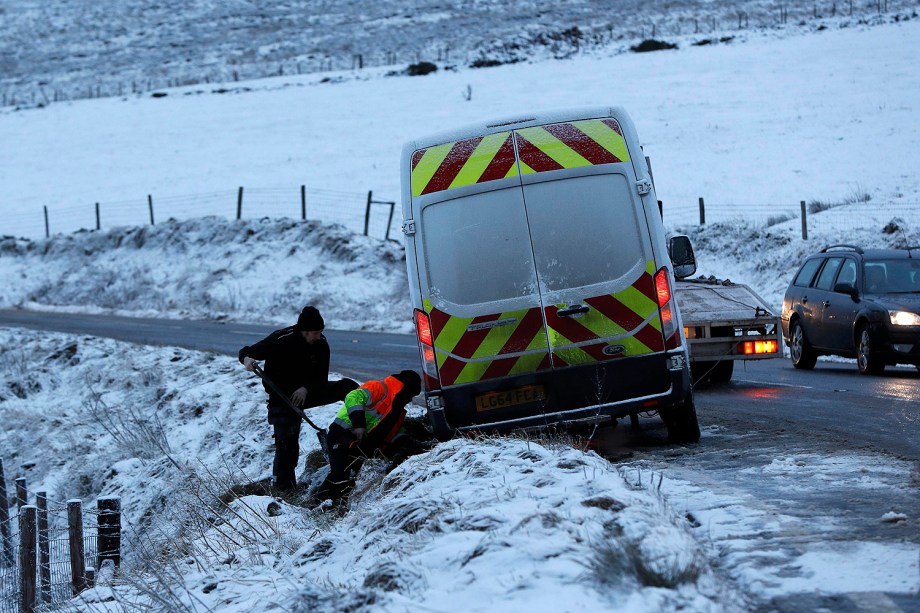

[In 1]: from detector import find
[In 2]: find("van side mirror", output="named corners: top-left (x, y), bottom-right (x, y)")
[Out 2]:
top-left (833, 281), bottom-right (858, 299)
top-left (668, 235), bottom-right (697, 280)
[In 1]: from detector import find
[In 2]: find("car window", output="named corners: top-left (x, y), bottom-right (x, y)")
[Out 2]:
top-left (814, 257), bottom-right (843, 290)
top-left (836, 259), bottom-right (857, 288)
top-left (793, 258), bottom-right (822, 287)
top-left (865, 259), bottom-right (920, 293)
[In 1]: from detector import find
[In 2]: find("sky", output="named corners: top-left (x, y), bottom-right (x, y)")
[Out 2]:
top-left (1, 11), bottom-right (919, 613)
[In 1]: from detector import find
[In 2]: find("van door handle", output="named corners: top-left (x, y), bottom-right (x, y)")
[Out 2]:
top-left (556, 304), bottom-right (590, 317)
top-left (822, 300), bottom-right (831, 308)
top-left (802, 296), bottom-right (808, 304)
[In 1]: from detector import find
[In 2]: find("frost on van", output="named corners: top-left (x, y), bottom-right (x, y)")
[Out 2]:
top-left (428, 286), bottom-right (449, 311)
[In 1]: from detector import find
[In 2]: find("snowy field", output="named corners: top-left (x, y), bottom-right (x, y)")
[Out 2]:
top-left (1, 9), bottom-right (919, 613)
top-left (2, 13), bottom-right (920, 242)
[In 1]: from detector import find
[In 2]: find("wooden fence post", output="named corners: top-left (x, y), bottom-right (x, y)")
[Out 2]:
top-left (36, 493), bottom-right (50, 603)
top-left (95, 202), bottom-right (100, 231)
top-left (800, 201), bottom-right (808, 240)
top-left (85, 567), bottom-right (96, 589)
top-left (698, 197), bottom-right (706, 225)
top-left (301, 185), bottom-right (306, 220)
top-left (385, 202), bottom-right (396, 241)
top-left (20, 505), bottom-right (37, 613)
top-left (97, 496), bottom-right (121, 570)
top-left (15, 478), bottom-right (27, 508)
top-left (148, 195), bottom-right (155, 225)
top-left (236, 187), bottom-right (244, 220)
top-left (67, 499), bottom-right (86, 595)
top-left (43, 206), bottom-right (50, 239)
top-left (0, 459), bottom-right (12, 567)
top-left (364, 190), bottom-right (373, 236)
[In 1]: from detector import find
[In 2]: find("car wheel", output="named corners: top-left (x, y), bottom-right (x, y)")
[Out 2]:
top-left (790, 320), bottom-right (818, 370)
top-left (662, 392), bottom-right (701, 444)
top-left (856, 325), bottom-right (884, 375)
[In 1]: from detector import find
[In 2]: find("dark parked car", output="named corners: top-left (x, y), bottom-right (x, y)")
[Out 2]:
top-left (782, 245), bottom-right (920, 374)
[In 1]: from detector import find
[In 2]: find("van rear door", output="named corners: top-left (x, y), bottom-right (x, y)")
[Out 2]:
top-left (410, 132), bottom-right (553, 387)
top-left (514, 119), bottom-right (667, 367)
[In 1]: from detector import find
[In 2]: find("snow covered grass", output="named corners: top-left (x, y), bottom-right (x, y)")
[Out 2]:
top-left (0, 328), bottom-right (742, 612)
top-left (0, 217), bottom-right (413, 333)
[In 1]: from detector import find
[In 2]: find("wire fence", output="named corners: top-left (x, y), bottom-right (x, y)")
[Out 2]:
top-left (660, 199), bottom-right (920, 239)
top-left (2, 185), bottom-right (400, 243)
top-left (0, 462), bottom-right (117, 613)
top-left (5, 186), bottom-right (919, 246)
top-left (0, 501), bottom-right (103, 613)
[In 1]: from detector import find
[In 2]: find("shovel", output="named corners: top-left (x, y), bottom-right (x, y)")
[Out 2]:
top-left (250, 363), bottom-right (329, 460)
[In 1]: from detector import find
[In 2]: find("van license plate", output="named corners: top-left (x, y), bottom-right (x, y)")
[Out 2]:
top-left (475, 385), bottom-right (546, 412)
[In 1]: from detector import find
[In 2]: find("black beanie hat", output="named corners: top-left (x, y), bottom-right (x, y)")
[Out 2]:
top-left (395, 370), bottom-right (422, 397)
top-left (295, 305), bottom-right (325, 331)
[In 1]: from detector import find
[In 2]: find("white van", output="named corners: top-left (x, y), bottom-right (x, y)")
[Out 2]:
top-left (400, 107), bottom-right (699, 443)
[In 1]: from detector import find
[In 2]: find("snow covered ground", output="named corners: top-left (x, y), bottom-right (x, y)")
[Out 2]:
top-left (1, 9), bottom-right (919, 613)
top-left (2, 328), bottom-right (917, 612)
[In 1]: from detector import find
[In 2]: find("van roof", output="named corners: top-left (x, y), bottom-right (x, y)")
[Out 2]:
top-left (403, 106), bottom-right (633, 153)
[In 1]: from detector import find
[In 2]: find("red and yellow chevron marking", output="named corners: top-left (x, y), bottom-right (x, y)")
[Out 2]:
top-left (411, 131), bottom-right (518, 197)
top-left (515, 119), bottom-right (629, 175)
top-left (546, 261), bottom-right (664, 366)
top-left (423, 300), bottom-right (551, 386)
top-left (420, 262), bottom-right (665, 386)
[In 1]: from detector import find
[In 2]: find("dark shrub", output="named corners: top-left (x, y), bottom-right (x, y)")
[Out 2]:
top-left (470, 58), bottom-right (505, 69)
top-left (630, 39), bottom-right (678, 53)
top-left (407, 61), bottom-right (437, 76)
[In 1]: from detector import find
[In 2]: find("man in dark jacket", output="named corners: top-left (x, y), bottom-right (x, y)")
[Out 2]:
top-left (239, 306), bottom-right (358, 491)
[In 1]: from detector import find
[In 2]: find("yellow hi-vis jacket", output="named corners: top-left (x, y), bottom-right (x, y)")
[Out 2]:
top-left (333, 376), bottom-right (406, 445)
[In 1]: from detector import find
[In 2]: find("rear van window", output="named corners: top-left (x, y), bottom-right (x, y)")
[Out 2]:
top-left (421, 188), bottom-right (536, 305)
top-left (524, 174), bottom-right (644, 291)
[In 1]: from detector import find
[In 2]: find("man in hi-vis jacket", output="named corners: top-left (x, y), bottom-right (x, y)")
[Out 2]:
top-left (240, 306), bottom-right (358, 491)
top-left (311, 370), bottom-right (422, 506)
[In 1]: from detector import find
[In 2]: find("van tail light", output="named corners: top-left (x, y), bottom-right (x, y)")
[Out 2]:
top-left (414, 309), bottom-right (441, 391)
top-left (654, 267), bottom-right (682, 350)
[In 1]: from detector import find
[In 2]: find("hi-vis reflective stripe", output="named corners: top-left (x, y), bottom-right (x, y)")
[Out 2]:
top-left (546, 261), bottom-right (664, 366)
top-left (515, 119), bottom-right (629, 175)
top-left (410, 119), bottom-right (629, 196)
top-left (424, 301), bottom-right (551, 386)
top-left (411, 131), bottom-right (518, 197)
top-left (423, 262), bottom-right (664, 387)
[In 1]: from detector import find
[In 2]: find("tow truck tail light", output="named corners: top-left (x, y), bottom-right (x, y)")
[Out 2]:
top-left (414, 309), bottom-right (441, 391)
top-left (740, 340), bottom-right (779, 355)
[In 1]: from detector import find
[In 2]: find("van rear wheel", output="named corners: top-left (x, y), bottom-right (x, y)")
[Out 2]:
top-left (662, 394), bottom-right (701, 444)
top-left (427, 409), bottom-right (455, 442)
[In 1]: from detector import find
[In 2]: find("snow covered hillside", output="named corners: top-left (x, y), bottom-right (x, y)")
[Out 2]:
top-left (0, 217), bottom-right (414, 334)
top-left (3, 0), bottom-right (915, 105)
top-left (2, 14), bottom-right (920, 243)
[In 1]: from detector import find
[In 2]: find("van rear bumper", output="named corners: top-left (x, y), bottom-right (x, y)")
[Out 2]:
top-left (429, 351), bottom-right (691, 433)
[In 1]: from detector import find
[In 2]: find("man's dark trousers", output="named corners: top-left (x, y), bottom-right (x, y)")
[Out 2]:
top-left (268, 379), bottom-right (358, 490)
